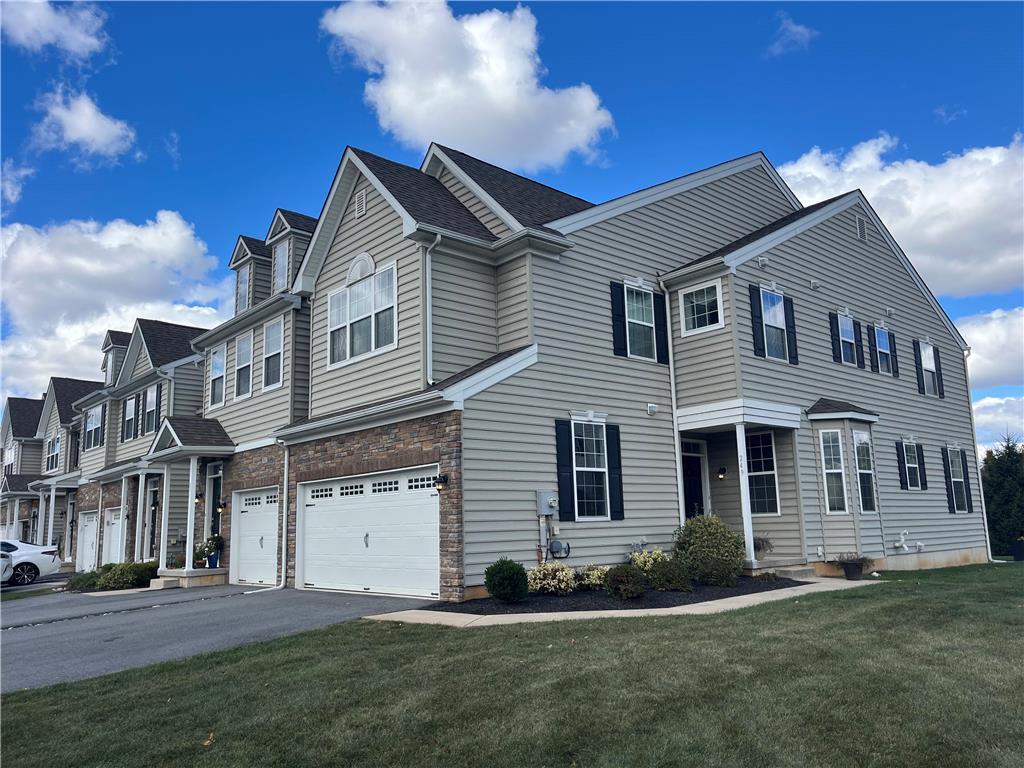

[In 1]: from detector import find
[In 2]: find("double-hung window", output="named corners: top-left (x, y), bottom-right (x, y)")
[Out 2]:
top-left (625, 285), bottom-right (655, 360)
top-left (680, 280), bottom-right (722, 335)
top-left (263, 318), bottom-right (283, 389)
top-left (327, 264), bottom-right (396, 366)
top-left (875, 326), bottom-right (892, 374)
top-left (237, 264), bottom-right (250, 313)
top-left (210, 346), bottom-right (226, 407)
top-left (904, 441), bottom-right (921, 490)
top-left (104, 352), bottom-right (114, 385)
top-left (572, 421), bottom-right (610, 519)
top-left (84, 406), bottom-right (103, 450)
top-left (121, 394), bottom-right (137, 441)
top-left (45, 434), bottom-right (60, 472)
top-left (143, 384), bottom-right (158, 434)
top-left (273, 241), bottom-right (288, 293)
top-left (760, 288), bottom-right (788, 361)
top-left (746, 432), bottom-right (780, 515)
top-left (920, 341), bottom-right (938, 396)
top-left (235, 332), bottom-right (253, 399)
top-left (820, 430), bottom-right (848, 513)
top-left (853, 431), bottom-right (877, 513)
top-left (948, 448), bottom-right (968, 512)
top-left (838, 314), bottom-right (856, 365)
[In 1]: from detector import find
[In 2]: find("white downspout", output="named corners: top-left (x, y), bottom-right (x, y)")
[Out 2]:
top-left (963, 348), bottom-right (994, 562)
top-left (658, 277), bottom-right (686, 527)
top-left (247, 439), bottom-right (289, 593)
top-left (424, 233), bottom-right (441, 386)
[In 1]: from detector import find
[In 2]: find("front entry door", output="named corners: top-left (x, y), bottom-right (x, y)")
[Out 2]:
top-left (78, 513), bottom-right (98, 572)
top-left (102, 508), bottom-right (125, 565)
top-left (682, 455), bottom-right (706, 520)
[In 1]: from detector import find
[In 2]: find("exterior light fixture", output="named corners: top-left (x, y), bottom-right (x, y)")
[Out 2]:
top-left (194, 492), bottom-right (203, 505)
top-left (434, 474), bottom-right (449, 492)
top-left (717, 467), bottom-right (728, 480)
top-left (150, 502), bottom-right (158, 514)
top-left (215, 500), bottom-right (225, 514)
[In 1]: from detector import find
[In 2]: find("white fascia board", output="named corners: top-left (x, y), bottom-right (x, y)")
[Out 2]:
top-left (234, 437), bottom-right (277, 453)
top-left (191, 294), bottom-right (300, 349)
top-left (441, 343), bottom-right (539, 408)
top-left (675, 398), bottom-right (801, 431)
top-left (548, 153), bottom-right (799, 235)
top-left (807, 411), bottom-right (880, 423)
top-left (422, 144), bottom-right (523, 232)
top-left (275, 390), bottom-right (445, 443)
top-left (34, 386), bottom-right (57, 438)
top-left (114, 322), bottom-right (148, 389)
top-left (279, 401), bottom-right (457, 446)
top-left (148, 418), bottom-right (181, 455)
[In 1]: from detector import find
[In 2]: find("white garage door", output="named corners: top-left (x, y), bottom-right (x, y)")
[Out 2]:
top-left (233, 489), bottom-right (279, 586)
top-left (301, 467), bottom-right (440, 598)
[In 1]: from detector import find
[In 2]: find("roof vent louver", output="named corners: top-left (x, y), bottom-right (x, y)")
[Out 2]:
top-left (855, 215), bottom-right (868, 242)
top-left (355, 189), bottom-right (367, 219)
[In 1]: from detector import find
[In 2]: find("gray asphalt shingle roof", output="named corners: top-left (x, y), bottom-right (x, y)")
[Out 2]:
top-left (6, 398), bottom-right (44, 438)
top-left (2, 474), bottom-right (43, 493)
top-left (137, 319), bottom-right (209, 367)
top-left (166, 417), bottom-right (234, 448)
top-left (239, 235), bottom-right (272, 259)
top-left (278, 209), bottom-right (318, 233)
top-left (807, 398), bottom-right (878, 416)
top-left (52, 378), bottom-right (104, 424)
top-left (105, 330), bottom-right (132, 348)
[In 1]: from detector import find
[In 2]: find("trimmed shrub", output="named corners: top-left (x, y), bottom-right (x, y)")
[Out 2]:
top-left (627, 547), bottom-right (670, 576)
top-left (647, 557), bottom-right (692, 592)
top-left (673, 515), bottom-right (744, 586)
top-left (574, 564), bottom-right (610, 591)
top-left (484, 558), bottom-right (529, 603)
top-left (603, 563), bottom-right (647, 600)
top-left (133, 560), bottom-right (159, 585)
top-left (527, 561), bottom-right (576, 595)
top-left (64, 570), bottom-right (101, 592)
top-left (94, 561), bottom-right (161, 591)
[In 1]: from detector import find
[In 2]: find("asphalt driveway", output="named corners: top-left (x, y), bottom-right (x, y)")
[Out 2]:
top-left (1, 586), bottom-right (427, 692)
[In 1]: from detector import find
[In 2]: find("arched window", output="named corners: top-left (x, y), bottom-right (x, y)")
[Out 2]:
top-left (347, 253), bottom-right (375, 284)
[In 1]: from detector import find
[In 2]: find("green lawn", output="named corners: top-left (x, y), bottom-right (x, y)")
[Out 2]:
top-left (3, 564), bottom-right (1022, 768)
top-left (0, 586), bottom-right (56, 602)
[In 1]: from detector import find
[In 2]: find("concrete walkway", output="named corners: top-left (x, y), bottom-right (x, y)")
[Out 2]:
top-left (367, 577), bottom-right (881, 627)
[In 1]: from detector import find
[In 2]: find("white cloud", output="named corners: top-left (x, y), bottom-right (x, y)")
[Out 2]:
top-left (319, 0), bottom-right (614, 172)
top-left (32, 87), bottom-right (136, 163)
top-left (934, 105), bottom-right (967, 125)
top-left (779, 133), bottom-right (1024, 297)
top-left (973, 396), bottom-right (1024, 451)
top-left (164, 130), bottom-right (181, 169)
top-left (766, 11), bottom-right (819, 57)
top-left (958, 307), bottom-right (1024, 391)
top-left (0, 0), bottom-right (107, 60)
top-left (1, 160), bottom-right (36, 206)
top-left (0, 212), bottom-right (231, 402)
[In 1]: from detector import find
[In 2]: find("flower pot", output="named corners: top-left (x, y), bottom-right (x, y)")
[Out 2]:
top-left (840, 562), bottom-right (864, 581)
top-left (1012, 540), bottom-right (1024, 562)
top-left (207, 551), bottom-right (220, 568)
top-left (195, 559), bottom-right (206, 569)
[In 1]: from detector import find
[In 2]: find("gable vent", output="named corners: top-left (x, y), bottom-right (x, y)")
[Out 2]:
top-left (355, 189), bottom-right (367, 219)
top-left (855, 215), bottom-right (868, 242)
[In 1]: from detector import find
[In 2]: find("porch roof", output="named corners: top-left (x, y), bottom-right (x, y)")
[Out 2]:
top-left (806, 398), bottom-right (879, 422)
top-left (676, 398), bottom-right (801, 432)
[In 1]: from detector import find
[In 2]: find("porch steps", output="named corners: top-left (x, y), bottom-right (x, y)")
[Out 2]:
top-left (148, 577), bottom-right (181, 590)
top-left (772, 566), bottom-right (818, 580)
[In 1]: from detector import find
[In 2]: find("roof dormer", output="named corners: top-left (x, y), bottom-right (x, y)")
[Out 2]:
top-left (230, 236), bottom-right (272, 313)
top-left (266, 209), bottom-right (316, 295)
top-left (101, 329), bottom-right (131, 386)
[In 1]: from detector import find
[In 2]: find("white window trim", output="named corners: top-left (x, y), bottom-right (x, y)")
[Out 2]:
top-left (679, 278), bottom-right (725, 337)
top-left (237, 263), bottom-right (251, 313)
top-left (747, 430), bottom-right (782, 517)
top-left (948, 447), bottom-right (969, 513)
top-left (571, 420), bottom-right (611, 522)
top-left (874, 325), bottom-right (893, 376)
top-left (84, 405), bottom-right (103, 451)
top-left (325, 262), bottom-right (398, 371)
top-left (234, 330), bottom-right (254, 400)
top-left (820, 429), bottom-right (849, 515)
top-left (624, 284), bottom-right (657, 361)
top-left (853, 430), bottom-right (878, 515)
top-left (45, 434), bottom-right (61, 472)
top-left (209, 344), bottom-right (227, 409)
top-left (273, 240), bottom-right (289, 293)
top-left (143, 384), bottom-right (158, 435)
top-left (919, 340), bottom-right (939, 396)
top-left (838, 313), bottom-right (857, 366)
top-left (262, 317), bottom-right (284, 392)
top-left (903, 441), bottom-right (921, 491)
top-left (760, 287), bottom-right (788, 363)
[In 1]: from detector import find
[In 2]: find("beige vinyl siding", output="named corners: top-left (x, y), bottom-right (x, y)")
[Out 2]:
top-left (670, 272), bottom-right (739, 405)
top-left (163, 462), bottom-right (191, 560)
top-left (113, 386), bottom-right (166, 463)
top-left (496, 256), bottom-right (532, 350)
top-left (171, 364), bottom-right (204, 417)
top-left (204, 311), bottom-right (294, 444)
top-left (437, 168), bottom-right (512, 238)
top-left (731, 203), bottom-right (985, 559)
top-left (129, 348), bottom-right (153, 380)
top-left (252, 258), bottom-right (272, 306)
top-left (309, 175), bottom-right (423, 417)
top-left (290, 233), bottom-right (311, 286)
top-left (78, 402), bottom-right (114, 478)
top-left (19, 440), bottom-right (43, 475)
top-left (108, 347), bottom-right (127, 384)
top-left (290, 302), bottom-right (311, 422)
top-left (41, 403), bottom-right (65, 475)
top-left (432, 253), bottom-right (497, 382)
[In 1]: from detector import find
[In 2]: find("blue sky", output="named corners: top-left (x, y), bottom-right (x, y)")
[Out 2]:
top-left (1, 1), bottom-right (1022, 441)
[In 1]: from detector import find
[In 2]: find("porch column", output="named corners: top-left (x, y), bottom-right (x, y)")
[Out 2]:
top-left (734, 423), bottom-right (756, 563)
top-left (159, 466), bottom-right (171, 570)
top-left (134, 473), bottom-right (146, 561)
top-left (184, 456), bottom-right (198, 570)
top-left (46, 486), bottom-right (57, 546)
top-left (36, 491), bottom-right (45, 544)
top-left (120, 476), bottom-right (130, 562)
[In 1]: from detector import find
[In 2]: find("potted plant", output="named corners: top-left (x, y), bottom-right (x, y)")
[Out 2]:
top-left (834, 552), bottom-right (873, 581)
top-left (1012, 536), bottom-right (1024, 562)
top-left (206, 534), bottom-right (225, 568)
top-left (753, 536), bottom-right (774, 558)
top-left (193, 542), bottom-right (209, 569)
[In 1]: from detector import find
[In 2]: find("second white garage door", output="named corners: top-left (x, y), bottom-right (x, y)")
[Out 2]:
top-left (301, 467), bottom-right (440, 598)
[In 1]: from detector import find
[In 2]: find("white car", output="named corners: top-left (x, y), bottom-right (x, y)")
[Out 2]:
top-left (1, 552), bottom-right (12, 583)
top-left (1, 540), bottom-right (61, 586)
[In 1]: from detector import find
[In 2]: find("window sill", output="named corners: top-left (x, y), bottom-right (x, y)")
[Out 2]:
top-left (750, 512), bottom-right (782, 518)
top-left (261, 383), bottom-right (284, 393)
top-left (680, 322), bottom-right (726, 339)
top-left (326, 342), bottom-right (398, 372)
top-left (573, 516), bottom-right (612, 523)
top-left (825, 510), bottom-right (850, 516)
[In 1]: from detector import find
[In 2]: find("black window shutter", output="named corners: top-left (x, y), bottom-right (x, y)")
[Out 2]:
top-left (749, 285), bottom-right (766, 358)
top-left (854, 321), bottom-right (865, 368)
top-left (653, 292), bottom-right (669, 365)
top-left (141, 388), bottom-right (148, 433)
top-left (554, 420), bottom-right (575, 522)
top-left (916, 444), bottom-right (928, 490)
top-left (156, 383), bottom-right (163, 420)
top-left (960, 450), bottom-right (974, 512)
top-left (99, 404), bottom-right (106, 445)
top-left (888, 332), bottom-right (900, 377)
top-left (941, 448), bottom-right (955, 513)
top-left (912, 340), bottom-right (925, 394)
top-left (134, 395), bottom-right (140, 439)
top-left (829, 312), bottom-right (842, 363)
top-left (868, 326), bottom-right (879, 372)
top-left (120, 401), bottom-right (127, 442)
top-left (934, 347), bottom-right (945, 398)
top-left (896, 441), bottom-right (908, 490)
top-left (783, 296), bottom-right (799, 365)
top-left (609, 282), bottom-right (627, 358)
top-left (606, 424), bottom-right (624, 521)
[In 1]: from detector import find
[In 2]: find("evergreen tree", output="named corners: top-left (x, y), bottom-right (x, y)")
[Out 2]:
top-left (981, 435), bottom-right (1024, 554)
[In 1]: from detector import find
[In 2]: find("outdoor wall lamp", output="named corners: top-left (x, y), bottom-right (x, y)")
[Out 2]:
top-left (194, 491), bottom-right (203, 505)
top-left (215, 500), bottom-right (225, 514)
top-left (434, 474), bottom-right (449, 492)
top-left (717, 467), bottom-right (728, 480)
top-left (150, 502), bottom-right (158, 514)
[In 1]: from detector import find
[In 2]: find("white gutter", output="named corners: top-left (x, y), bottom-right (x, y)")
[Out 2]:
top-left (425, 233), bottom-right (441, 385)
top-left (963, 348), bottom-right (993, 562)
top-left (658, 277), bottom-right (686, 527)
top-left (247, 439), bottom-right (290, 594)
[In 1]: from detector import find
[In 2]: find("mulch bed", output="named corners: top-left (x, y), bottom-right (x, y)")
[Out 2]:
top-left (427, 575), bottom-right (807, 615)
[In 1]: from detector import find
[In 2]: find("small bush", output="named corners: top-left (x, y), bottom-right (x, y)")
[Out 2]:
top-left (627, 547), bottom-right (670, 576)
top-left (574, 564), bottom-right (610, 591)
top-left (673, 515), bottom-right (744, 586)
top-left (65, 570), bottom-right (101, 592)
top-left (94, 561), bottom-right (160, 591)
top-left (133, 560), bottom-right (159, 584)
top-left (603, 563), bottom-right (647, 600)
top-left (527, 561), bottom-right (576, 595)
top-left (484, 558), bottom-right (528, 603)
top-left (647, 557), bottom-right (692, 592)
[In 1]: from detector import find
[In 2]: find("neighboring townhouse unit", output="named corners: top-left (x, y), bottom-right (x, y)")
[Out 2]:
top-left (1, 396), bottom-right (45, 540)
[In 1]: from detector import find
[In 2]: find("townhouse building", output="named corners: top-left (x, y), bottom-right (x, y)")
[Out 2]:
top-left (2, 395), bottom-right (45, 541)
